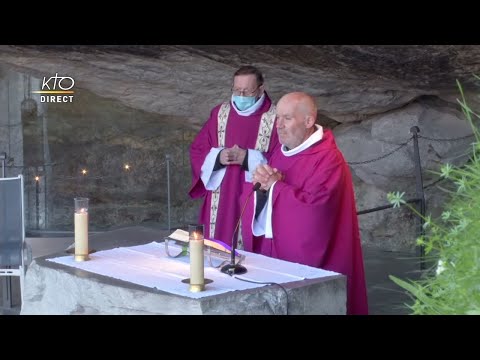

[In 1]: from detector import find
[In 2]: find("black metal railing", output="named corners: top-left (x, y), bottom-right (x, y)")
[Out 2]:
top-left (353, 126), bottom-right (473, 269)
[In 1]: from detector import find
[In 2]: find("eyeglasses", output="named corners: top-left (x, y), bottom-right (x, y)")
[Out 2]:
top-left (231, 85), bottom-right (261, 97)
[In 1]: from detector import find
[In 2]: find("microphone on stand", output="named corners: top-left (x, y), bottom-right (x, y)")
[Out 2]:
top-left (221, 182), bottom-right (262, 276)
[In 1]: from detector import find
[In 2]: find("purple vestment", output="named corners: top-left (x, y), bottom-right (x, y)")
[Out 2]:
top-left (189, 93), bottom-right (279, 246)
top-left (241, 129), bottom-right (368, 315)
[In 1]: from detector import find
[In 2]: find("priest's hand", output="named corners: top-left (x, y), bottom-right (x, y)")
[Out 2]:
top-left (219, 148), bottom-right (232, 165)
top-left (253, 164), bottom-right (284, 191)
top-left (228, 144), bottom-right (247, 165)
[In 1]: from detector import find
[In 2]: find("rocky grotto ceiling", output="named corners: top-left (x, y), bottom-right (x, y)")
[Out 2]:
top-left (1, 45), bottom-right (480, 127)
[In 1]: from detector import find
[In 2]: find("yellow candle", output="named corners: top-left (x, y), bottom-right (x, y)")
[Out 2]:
top-left (189, 232), bottom-right (204, 287)
top-left (74, 208), bottom-right (89, 261)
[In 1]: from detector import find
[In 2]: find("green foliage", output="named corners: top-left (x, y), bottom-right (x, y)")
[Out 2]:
top-left (180, 244), bottom-right (189, 257)
top-left (387, 79), bottom-right (480, 315)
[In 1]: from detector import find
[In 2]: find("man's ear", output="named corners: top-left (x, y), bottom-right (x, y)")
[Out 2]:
top-left (258, 84), bottom-right (265, 94)
top-left (305, 115), bottom-right (315, 128)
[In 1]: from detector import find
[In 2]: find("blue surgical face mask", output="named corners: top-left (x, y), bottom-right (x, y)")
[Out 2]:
top-left (233, 95), bottom-right (256, 111)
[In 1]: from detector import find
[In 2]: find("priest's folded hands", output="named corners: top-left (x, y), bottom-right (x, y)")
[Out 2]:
top-left (252, 163), bottom-right (284, 191)
top-left (220, 144), bottom-right (247, 166)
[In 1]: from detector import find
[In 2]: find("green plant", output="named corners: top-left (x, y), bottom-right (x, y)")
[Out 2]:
top-left (387, 78), bottom-right (480, 315)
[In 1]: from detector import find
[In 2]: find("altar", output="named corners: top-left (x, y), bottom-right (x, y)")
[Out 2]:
top-left (20, 226), bottom-right (346, 315)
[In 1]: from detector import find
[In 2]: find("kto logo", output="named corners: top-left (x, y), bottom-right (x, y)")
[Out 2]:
top-left (32, 73), bottom-right (75, 103)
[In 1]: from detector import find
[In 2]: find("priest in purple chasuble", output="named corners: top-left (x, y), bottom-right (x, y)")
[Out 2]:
top-left (189, 66), bottom-right (280, 247)
top-left (241, 92), bottom-right (368, 315)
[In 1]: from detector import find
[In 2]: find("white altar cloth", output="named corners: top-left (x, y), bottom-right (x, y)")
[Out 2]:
top-left (47, 241), bottom-right (338, 299)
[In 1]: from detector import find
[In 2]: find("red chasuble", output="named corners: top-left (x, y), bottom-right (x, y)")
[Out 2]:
top-left (189, 93), bottom-right (279, 246)
top-left (241, 129), bottom-right (368, 315)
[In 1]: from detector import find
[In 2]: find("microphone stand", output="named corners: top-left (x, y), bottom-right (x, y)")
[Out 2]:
top-left (221, 182), bottom-right (261, 275)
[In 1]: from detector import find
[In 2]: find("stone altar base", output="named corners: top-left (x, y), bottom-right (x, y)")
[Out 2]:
top-left (20, 226), bottom-right (346, 315)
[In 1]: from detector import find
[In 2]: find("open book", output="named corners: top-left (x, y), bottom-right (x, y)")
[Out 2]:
top-left (166, 229), bottom-right (239, 256)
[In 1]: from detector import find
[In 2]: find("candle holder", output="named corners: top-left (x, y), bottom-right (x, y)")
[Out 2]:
top-left (188, 224), bottom-right (205, 292)
top-left (74, 197), bottom-right (90, 262)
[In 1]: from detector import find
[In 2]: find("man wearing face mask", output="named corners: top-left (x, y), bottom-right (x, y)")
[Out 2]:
top-left (189, 65), bottom-right (280, 248)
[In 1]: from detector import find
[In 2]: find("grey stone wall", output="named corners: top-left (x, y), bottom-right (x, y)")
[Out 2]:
top-left (0, 67), bottom-right (200, 232)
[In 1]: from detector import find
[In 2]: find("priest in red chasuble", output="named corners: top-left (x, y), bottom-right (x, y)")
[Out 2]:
top-left (241, 92), bottom-right (368, 315)
top-left (189, 65), bottom-right (279, 247)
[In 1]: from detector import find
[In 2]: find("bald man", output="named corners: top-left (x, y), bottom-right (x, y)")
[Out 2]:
top-left (240, 92), bottom-right (368, 315)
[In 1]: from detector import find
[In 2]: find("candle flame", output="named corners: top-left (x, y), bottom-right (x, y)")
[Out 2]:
top-left (124, 164), bottom-right (130, 171)
top-left (35, 176), bottom-right (40, 182)
top-left (81, 169), bottom-right (87, 175)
